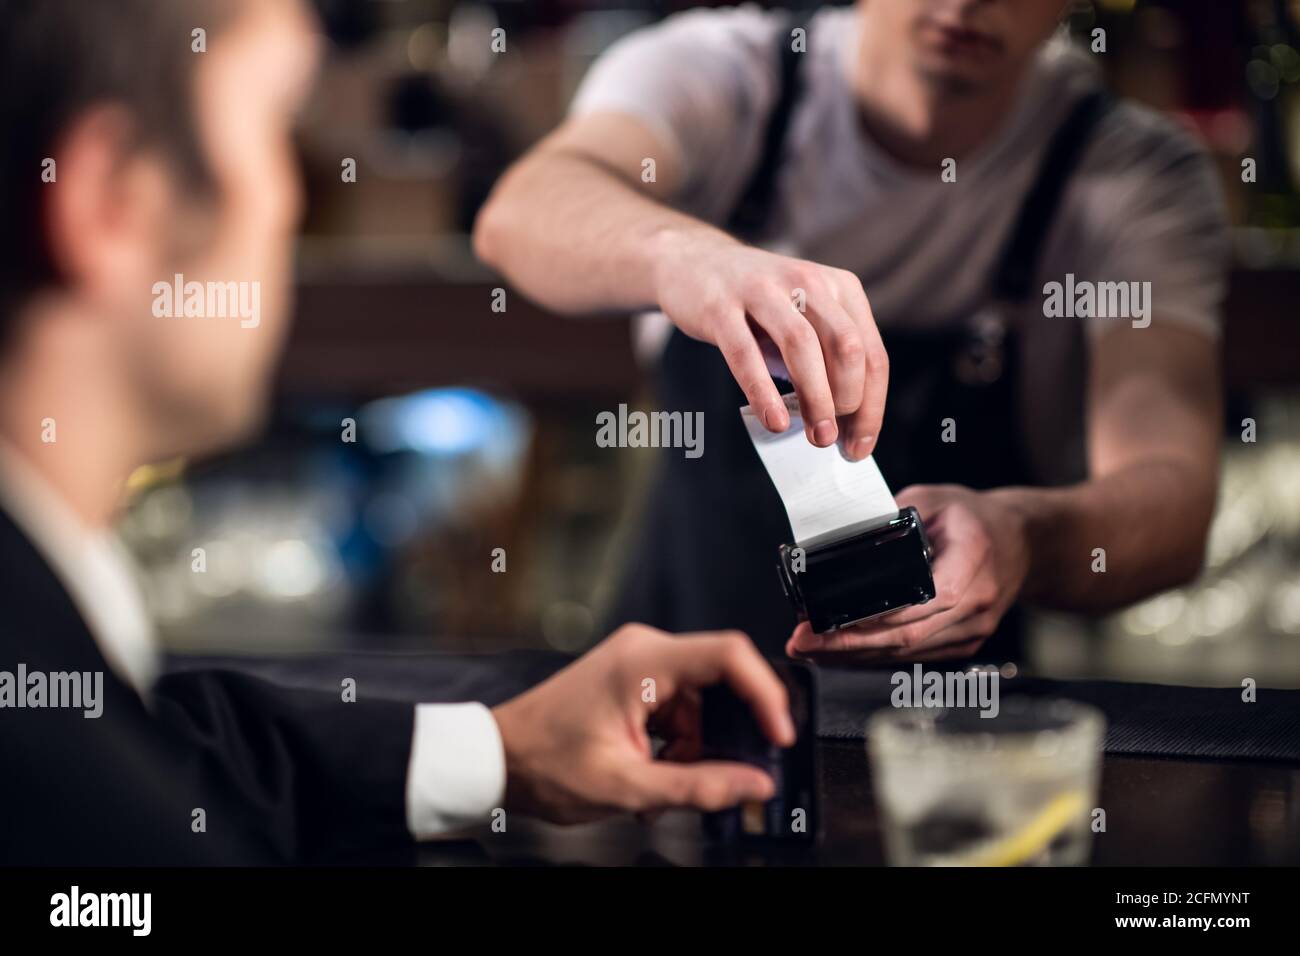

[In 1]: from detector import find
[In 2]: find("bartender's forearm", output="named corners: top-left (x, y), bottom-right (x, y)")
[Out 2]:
top-left (473, 114), bottom-right (735, 315)
top-left (1004, 324), bottom-right (1221, 612)
top-left (998, 457), bottom-right (1215, 611)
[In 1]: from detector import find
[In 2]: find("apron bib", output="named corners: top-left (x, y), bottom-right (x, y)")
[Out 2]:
top-left (605, 21), bottom-right (1111, 662)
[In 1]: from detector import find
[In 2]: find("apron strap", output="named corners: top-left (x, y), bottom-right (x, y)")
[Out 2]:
top-left (726, 15), bottom-right (810, 239)
top-left (725, 16), bottom-right (1115, 300)
top-left (992, 89), bottom-right (1115, 305)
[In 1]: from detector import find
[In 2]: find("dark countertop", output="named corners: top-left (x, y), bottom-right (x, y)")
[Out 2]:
top-left (417, 740), bottom-right (1300, 866)
top-left (165, 651), bottom-right (1300, 866)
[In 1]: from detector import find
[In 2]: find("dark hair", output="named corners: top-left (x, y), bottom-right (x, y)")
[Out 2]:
top-left (0, 0), bottom-right (238, 338)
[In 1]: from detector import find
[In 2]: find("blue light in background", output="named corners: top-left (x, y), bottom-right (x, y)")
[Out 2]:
top-left (360, 387), bottom-right (526, 459)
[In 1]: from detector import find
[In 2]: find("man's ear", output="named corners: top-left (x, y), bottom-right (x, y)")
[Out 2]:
top-left (42, 106), bottom-right (173, 305)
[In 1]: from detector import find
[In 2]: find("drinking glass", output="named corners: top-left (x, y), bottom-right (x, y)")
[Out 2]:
top-left (867, 698), bottom-right (1105, 866)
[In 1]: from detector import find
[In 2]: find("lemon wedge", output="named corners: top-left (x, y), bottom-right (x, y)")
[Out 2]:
top-left (949, 791), bottom-right (1087, 867)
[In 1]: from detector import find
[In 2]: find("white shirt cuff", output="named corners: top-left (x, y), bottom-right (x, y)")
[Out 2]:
top-left (405, 702), bottom-right (506, 839)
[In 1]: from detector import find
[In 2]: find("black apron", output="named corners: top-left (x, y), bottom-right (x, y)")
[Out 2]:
top-left (606, 22), bottom-right (1111, 663)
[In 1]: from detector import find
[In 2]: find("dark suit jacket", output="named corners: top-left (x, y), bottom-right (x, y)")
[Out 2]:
top-left (0, 507), bottom-right (416, 865)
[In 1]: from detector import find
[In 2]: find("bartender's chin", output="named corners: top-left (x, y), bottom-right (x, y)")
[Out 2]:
top-left (914, 57), bottom-right (994, 96)
top-left (912, 42), bottom-right (1006, 94)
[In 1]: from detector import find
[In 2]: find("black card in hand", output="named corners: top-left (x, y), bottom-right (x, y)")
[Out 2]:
top-left (700, 659), bottom-right (818, 844)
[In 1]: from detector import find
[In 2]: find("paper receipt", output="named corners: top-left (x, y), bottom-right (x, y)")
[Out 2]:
top-left (740, 393), bottom-right (898, 546)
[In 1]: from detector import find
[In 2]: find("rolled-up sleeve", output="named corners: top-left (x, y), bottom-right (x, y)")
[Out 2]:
top-left (1078, 106), bottom-right (1231, 341)
top-left (568, 7), bottom-right (780, 202)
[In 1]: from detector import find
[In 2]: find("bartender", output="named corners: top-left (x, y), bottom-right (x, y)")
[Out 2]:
top-left (474, 0), bottom-right (1227, 664)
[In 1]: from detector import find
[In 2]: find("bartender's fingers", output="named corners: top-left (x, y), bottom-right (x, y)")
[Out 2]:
top-left (787, 606), bottom-right (974, 661)
top-left (784, 628), bottom-right (898, 664)
top-left (879, 599), bottom-right (1002, 657)
top-left (879, 607), bottom-right (1004, 660)
top-left (787, 586), bottom-right (976, 654)
top-left (801, 282), bottom-right (866, 419)
top-left (746, 291), bottom-right (837, 446)
top-left (657, 631), bottom-right (796, 747)
top-left (869, 553), bottom-right (979, 628)
top-left (788, 617), bottom-right (925, 654)
top-left (895, 484), bottom-right (957, 521)
top-left (829, 270), bottom-right (887, 461)
top-left (786, 620), bottom-right (907, 655)
top-left (784, 625), bottom-right (901, 663)
top-left (622, 760), bottom-right (776, 813)
top-left (715, 312), bottom-right (789, 432)
top-left (790, 550), bottom-right (979, 653)
top-left (874, 506), bottom-right (988, 629)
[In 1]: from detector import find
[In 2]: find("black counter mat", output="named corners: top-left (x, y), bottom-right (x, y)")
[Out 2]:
top-left (166, 651), bottom-right (1300, 764)
top-left (817, 668), bottom-right (1300, 763)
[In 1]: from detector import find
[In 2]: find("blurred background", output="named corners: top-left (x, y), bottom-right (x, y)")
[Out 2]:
top-left (123, 0), bottom-right (1300, 688)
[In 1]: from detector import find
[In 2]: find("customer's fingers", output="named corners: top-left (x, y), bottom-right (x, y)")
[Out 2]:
top-left (621, 759), bottom-right (776, 813)
top-left (657, 631), bottom-right (795, 746)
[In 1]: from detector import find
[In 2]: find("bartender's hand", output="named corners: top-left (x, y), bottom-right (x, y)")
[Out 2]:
top-left (786, 485), bottom-right (1031, 663)
top-left (492, 624), bottom-right (795, 825)
top-left (651, 230), bottom-right (887, 460)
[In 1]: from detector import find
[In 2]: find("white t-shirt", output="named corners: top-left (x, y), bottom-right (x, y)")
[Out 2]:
top-left (569, 4), bottom-right (1229, 479)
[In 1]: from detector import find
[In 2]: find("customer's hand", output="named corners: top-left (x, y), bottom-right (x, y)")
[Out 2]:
top-left (492, 624), bottom-right (795, 824)
top-left (651, 231), bottom-right (887, 460)
top-left (786, 485), bottom-right (1032, 663)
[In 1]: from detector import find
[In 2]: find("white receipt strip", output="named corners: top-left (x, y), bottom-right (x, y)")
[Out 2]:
top-left (740, 393), bottom-right (898, 547)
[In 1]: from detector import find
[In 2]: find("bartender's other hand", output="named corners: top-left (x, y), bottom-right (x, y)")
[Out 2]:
top-left (651, 232), bottom-right (887, 460)
top-left (786, 485), bottom-right (1031, 663)
top-left (492, 624), bottom-right (795, 825)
